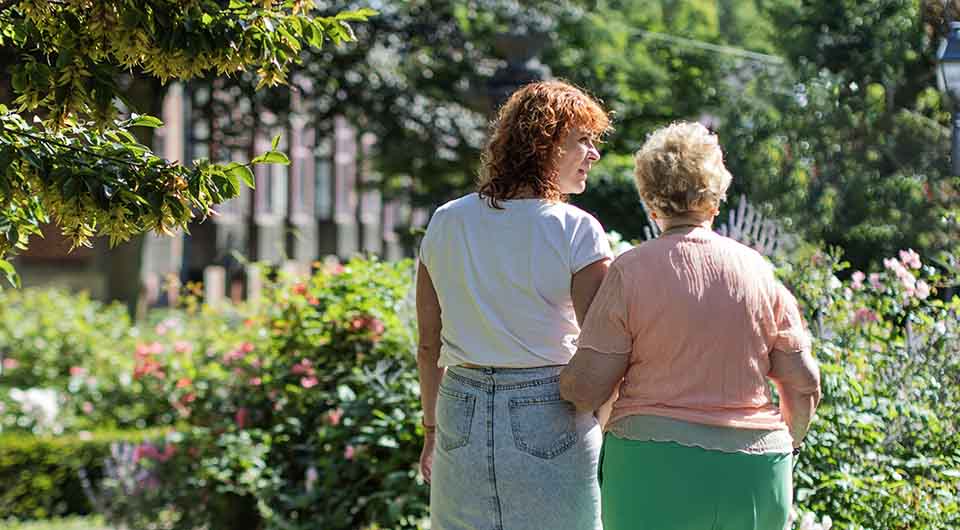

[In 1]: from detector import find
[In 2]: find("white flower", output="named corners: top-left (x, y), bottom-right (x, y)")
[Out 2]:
top-left (828, 275), bottom-right (842, 291)
top-left (9, 388), bottom-right (60, 431)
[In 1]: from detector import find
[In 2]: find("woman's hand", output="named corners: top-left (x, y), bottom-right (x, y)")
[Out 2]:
top-left (420, 430), bottom-right (436, 484)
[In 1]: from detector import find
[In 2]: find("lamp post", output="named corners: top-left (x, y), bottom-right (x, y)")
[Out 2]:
top-left (937, 21), bottom-right (960, 175)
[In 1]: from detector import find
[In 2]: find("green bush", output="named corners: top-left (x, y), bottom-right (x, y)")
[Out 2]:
top-left (0, 288), bottom-right (172, 434)
top-left (0, 429), bottom-right (162, 522)
top-left (779, 247), bottom-right (960, 529)
top-left (92, 257), bottom-right (427, 530)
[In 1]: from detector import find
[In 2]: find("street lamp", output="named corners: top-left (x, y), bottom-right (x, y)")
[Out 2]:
top-left (937, 21), bottom-right (960, 175)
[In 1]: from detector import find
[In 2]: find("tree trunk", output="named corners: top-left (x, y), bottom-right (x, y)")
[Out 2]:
top-left (104, 74), bottom-right (167, 318)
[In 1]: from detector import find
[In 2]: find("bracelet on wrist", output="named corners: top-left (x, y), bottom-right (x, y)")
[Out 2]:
top-left (422, 420), bottom-right (437, 432)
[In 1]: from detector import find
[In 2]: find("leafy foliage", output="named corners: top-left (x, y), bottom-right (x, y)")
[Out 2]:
top-left (0, 1), bottom-right (376, 277)
top-left (0, 429), bottom-right (163, 521)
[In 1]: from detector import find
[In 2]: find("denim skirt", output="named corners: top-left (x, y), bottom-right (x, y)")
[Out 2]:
top-left (430, 365), bottom-right (602, 530)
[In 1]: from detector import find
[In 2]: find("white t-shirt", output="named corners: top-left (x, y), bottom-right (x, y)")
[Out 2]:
top-left (419, 193), bottom-right (612, 368)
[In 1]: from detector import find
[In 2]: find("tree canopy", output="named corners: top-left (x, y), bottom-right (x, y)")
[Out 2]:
top-left (0, 0), bottom-right (375, 285)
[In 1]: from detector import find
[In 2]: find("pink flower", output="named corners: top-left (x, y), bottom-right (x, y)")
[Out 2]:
top-left (249, 377), bottom-right (262, 386)
top-left (240, 342), bottom-right (255, 354)
top-left (850, 271), bottom-right (865, 290)
top-left (222, 349), bottom-right (245, 364)
top-left (176, 377), bottom-right (192, 389)
top-left (134, 443), bottom-right (162, 463)
top-left (852, 308), bottom-right (879, 326)
top-left (292, 283), bottom-right (308, 295)
top-left (884, 257), bottom-right (904, 274)
top-left (301, 376), bottom-right (319, 389)
top-left (868, 273), bottom-right (883, 290)
top-left (291, 359), bottom-right (315, 376)
top-left (69, 366), bottom-right (86, 377)
top-left (325, 407), bottom-right (344, 426)
top-left (174, 341), bottom-right (193, 354)
top-left (235, 407), bottom-right (249, 429)
top-left (82, 401), bottom-right (94, 414)
top-left (159, 444), bottom-right (176, 462)
top-left (148, 342), bottom-right (164, 355)
top-left (155, 323), bottom-right (169, 336)
top-left (899, 249), bottom-right (922, 269)
top-left (365, 317), bottom-right (385, 336)
top-left (344, 445), bottom-right (356, 460)
top-left (915, 280), bottom-right (930, 300)
top-left (2, 358), bottom-right (18, 370)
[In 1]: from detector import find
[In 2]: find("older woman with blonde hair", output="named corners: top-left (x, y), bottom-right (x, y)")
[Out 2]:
top-left (560, 121), bottom-right (821, 530)
top-left (417, 80), bottom-right (612, 530)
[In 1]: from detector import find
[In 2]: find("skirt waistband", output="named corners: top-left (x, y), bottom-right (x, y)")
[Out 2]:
top-left (446, 365), bottom-right (564, 391)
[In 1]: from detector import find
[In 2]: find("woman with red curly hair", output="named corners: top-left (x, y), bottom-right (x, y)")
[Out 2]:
top-left (416, 80), bottom-right (612, 530)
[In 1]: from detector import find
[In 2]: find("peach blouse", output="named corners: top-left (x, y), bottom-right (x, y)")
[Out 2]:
top-left (577, 227), bottom-right (811, 430)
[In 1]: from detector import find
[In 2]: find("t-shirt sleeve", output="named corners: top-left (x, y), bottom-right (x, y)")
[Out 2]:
top-left (576, 263), bottom-right (633, 355)
top-left (419, 209), bottom-right (443, 272)
top-left (570, 213), bottom-right (613, 273)
top-left (772, 282), bottom-right (811, 355)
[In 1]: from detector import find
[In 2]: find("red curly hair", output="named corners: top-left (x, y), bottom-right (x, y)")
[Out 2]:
top-left (478, 80), bottom-right (611, 208)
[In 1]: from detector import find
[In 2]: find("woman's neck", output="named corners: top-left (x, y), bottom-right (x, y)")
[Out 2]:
top-left (657, 213), bottom-right (714, 232)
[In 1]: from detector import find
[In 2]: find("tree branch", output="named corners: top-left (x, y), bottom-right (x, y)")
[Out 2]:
top-left (1, 124), bottom-right (149, 168)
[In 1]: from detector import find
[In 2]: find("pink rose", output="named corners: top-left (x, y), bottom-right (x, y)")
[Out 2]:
top-left (291, 359), bottom-right (315, 376)
top-left (176, 377), bottom-right (192, 389)
top-left (852, 308), bottom-right (879, 326)
top-left (1, 358), bottom-right (18, 370)
top-left (868, 273), bottom-right (883, 290)
top-left (899, 249), bottom-right (921, 269)
top-left (325, 407), bottom-right (344, 426)
top-left (82, 401), bottom-right (94, 414)
top-left (301, 376), bottom-right (319, 389)
top-left (249, 377), bottom-right (262, 386)
top-left (174, 341), bottom-right (193, 354)
top-left (344, 445), bottom-right (356, 460)
top-left (850, 271), bottom-right (865, 290)
top-left (240, 342), bottom-right (255, 354)
top-left (69, 366), bottom-right (86, 377)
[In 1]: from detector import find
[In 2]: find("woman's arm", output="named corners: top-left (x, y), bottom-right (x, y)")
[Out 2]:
top-left (416, 262), bottom-right (444, 482)
top-left (560, 347), bottom-right (629, 413)
top-left (571, 258), bottom-right (610, 326)
top-left (769, 348), bottom-right (821, 448)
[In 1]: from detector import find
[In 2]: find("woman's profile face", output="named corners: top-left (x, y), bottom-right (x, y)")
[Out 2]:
top-left (554, 126), bottom-right (601, 195)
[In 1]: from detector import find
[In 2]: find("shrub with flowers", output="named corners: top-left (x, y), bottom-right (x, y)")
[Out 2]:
top-left (777, 246), bottom-right (960, 529)
top-left (87, 257), bottom-right (427, 530)
top-left (2, 244), bottom-right (958, 529)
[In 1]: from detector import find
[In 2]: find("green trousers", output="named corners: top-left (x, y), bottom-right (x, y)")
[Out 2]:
top-left (599, 434), bottom-right (792, 530)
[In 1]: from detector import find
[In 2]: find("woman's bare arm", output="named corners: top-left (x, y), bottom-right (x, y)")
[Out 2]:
top-left (560, 347), bottom-right (629, 412)
top-left (571, 258), bottom-right (610, 326)
top-left (769, 348), bottom-right (821, 447)
top-left (416, 262), bottom-right (444, 482)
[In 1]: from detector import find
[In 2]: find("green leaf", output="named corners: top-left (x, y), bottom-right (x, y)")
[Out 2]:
top-left (250, 151), bottom-right (290, 165)
top-left (335, 8), bottom-right (379, 21)
top-left (226, 162), bottom-right (256, 189)
top-left (271, 134), bottom-right (281, 151)
top-left (0, 259), bottom-right (20, 288)
top-left (128, 114), bottom-right (164, 128)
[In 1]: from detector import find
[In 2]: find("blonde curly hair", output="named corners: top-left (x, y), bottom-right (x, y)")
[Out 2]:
top-left (633, 121), bottom-right (733, 217)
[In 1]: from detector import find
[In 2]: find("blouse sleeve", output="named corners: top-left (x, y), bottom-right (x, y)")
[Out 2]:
top-left (571, 214), bottom-right (613, 273)
top-left (772, 283), bottom-right (811, 355)
top-left (576, 263), bottom-right (633, 355)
